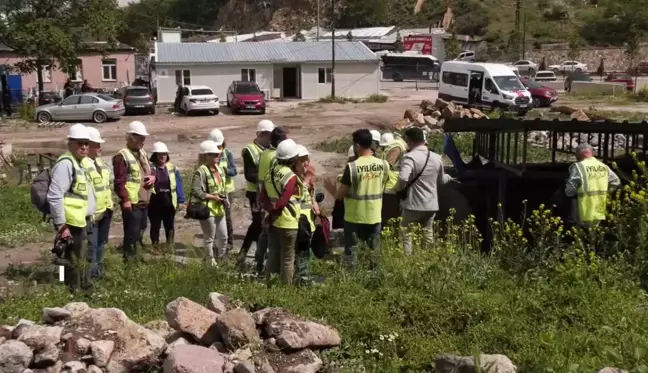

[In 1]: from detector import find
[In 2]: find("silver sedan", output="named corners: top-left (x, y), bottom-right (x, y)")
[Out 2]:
top-left (35, 93), bottom-right (126, 123)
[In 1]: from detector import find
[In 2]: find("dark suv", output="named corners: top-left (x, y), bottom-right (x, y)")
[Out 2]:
top-left (226, 81), bottom-right (266, 114)
top-left (115, 86), bottom-right (155, 115)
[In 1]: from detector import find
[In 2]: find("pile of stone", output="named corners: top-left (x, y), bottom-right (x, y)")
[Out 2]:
top-left (396, 99), bottom-right (489, 135)
top-left (0, 293), bottom-right (341, 373)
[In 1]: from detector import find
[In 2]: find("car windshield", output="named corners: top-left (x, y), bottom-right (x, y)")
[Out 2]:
top-left (536, 72), bottom-right (553, 77)
top-left (191, 89), bottom-right (213, 95)
top-left (127, 88), bottom-right (150, 96)
top-left (97, 94), bottom-right (115, 101)
top-left (235, 84), bottom-right (261, 94)
top-left (523, 79), bottom-right (543, 89)
top-left (493, 76), bottom-right (524, 91)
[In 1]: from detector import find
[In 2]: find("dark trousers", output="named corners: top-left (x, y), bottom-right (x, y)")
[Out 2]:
top-left (65, 224), bottom-right (89, 292)
top-left (88, 210), bottom-right (112, 279)
top-left (148, 202), bottom-right (175, 244)
top-left (344, 221), bottom-right (381, 271)
top-left (381, 193), bottom-right (402, 228)
top-left (224, 193), bottom-right (234, 247)
top-left (122, 205), bottom-right (148, 261)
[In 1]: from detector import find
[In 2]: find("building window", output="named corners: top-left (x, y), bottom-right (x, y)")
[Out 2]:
top-left (318, 67), bottom-right (332, 83)
top-left (102, 59), bottom-right (117, 81)
top-left (241, 68), bottom-right (256, 82)
top-left (68, 60), bottom-right (83, 82)
top-left (175, 70), bottom-right (191, 85)
top-left (39, 66), bottom-right (52, 83)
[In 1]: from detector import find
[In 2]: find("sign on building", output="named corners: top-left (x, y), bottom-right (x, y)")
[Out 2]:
top-left (403, 35), bottom-right (433, 55)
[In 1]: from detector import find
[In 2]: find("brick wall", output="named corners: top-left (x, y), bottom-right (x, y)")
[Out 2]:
top-left (524, 43), bottom-right (648, 73)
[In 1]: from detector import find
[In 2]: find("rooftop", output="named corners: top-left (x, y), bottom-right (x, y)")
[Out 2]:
top-left (155, 41), bottom-right (380, 64)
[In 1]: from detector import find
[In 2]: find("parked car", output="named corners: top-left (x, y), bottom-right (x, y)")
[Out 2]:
top-left (533, 70), bottom-right (557, 82)
top-left (181, 85), bottom-right (219, 115)
top-left (548, 60), bottom-right (588, 74)
top-left (226, 81), bottom-right (266, 114)
top-left (513, 60), bottom-right (538, 75)
top-left (35, 93), bottom-right (124, 123)
top-left (454, 50), bottom-right (476, 62)
top-left (520, 78), bottom-right (558, 107)
top-left (115, 86), bottom-right (155, 115)
top-left (604, 73), bottom-right (635, 91)
top-left (564, 71), bottom-right (592, 92)
top-left (631, 61), bottom-right (648, 75)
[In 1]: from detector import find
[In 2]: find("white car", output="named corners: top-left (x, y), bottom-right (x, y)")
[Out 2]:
top-left (533, 70), bottom-right (557, 82)
top-left (513, 60), bottom-right (538, 74)
top-left (455, 50), bottom-right (476, 62)
top-left (548, 61), bottom-right (588, 73)
top-left (181, 85), bottom-right (220, 115)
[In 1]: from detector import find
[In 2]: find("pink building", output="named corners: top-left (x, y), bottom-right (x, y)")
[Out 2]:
top-left (0, 42), bottom-right (137, 93)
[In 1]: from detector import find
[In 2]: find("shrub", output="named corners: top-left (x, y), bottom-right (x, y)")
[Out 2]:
top-left (18, 103), bottom-right (36, 121)
top-left (364, 94), bottom-right (389, 103)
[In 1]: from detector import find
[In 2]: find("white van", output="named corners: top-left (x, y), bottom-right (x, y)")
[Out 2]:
top-left (439, 61), bottom-right (533, 113)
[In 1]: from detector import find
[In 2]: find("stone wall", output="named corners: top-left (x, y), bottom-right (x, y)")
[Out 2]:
top-left (525, 43), bottom-right (648, 73)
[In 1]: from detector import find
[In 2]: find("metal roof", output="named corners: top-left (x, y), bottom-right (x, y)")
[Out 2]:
top-left (156, 41), bottom-right (380, 64)
top-left (320, 26), bottom-right (396, 39)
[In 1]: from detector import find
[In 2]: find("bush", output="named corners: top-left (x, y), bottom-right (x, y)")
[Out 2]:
top-left (364, 94), bottom-right (389, 103)
top-left (318, 96), bottom-right (359, 104)
top-left (18, 103), bottom-right (35, 121)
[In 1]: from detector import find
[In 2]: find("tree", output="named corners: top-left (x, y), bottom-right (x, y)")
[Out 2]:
top-left (626, 26), bottom-right (642, 91)
top-left (293, 31), bottom-right (306, 42)
top-left (567, 32), bottom-right (582, 69)
top-left (0, 0), bottom-right (122, 94)
top-left (445, 32), bottom-right (461, 61)
top-left (336, 0), bottom-right (388, 28)
top-left (394, 31), bottom-right (404, 53)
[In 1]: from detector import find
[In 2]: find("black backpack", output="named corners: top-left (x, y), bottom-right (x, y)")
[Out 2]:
top-left (30, 158), bottom-right (75, 216)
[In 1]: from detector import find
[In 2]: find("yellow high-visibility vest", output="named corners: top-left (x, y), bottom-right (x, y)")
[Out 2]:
top-left (117, 148), bottom-right (153, 204)
top-left (298, 179), bottom-right (315, 232)
top-left (573, 157), bottom-right (610, 223)
top-left (257, 148), bottom-right (277, 191)
top-left (197, 164), bottom-right (225, 217)
top-left (264, 163), bottom-right (300, 229)
top-left (382, 137), bottom-right (408, 194)
top-left (81, 157), bottom-right (113, 216)
top-left (57, 152), bottom-right (90, 228)
top-left (243, 143), bottom-right (263, 193)
top-left (344, 156), bottom-right (389, 225)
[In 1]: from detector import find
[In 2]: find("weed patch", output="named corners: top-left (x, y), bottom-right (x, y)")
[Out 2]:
top-left (0, 183), bottom-right (49, 247)
top-left (364, 94), bottom-right (389, 103)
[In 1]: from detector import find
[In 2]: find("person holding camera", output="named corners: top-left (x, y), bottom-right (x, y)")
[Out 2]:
top-left (113, 121), bottom-right (156, 262)
top-left (191, 140), bottom-right (228, 266)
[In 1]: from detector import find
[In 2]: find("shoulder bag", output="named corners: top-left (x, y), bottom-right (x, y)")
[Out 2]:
top-left (396, 150), bottom-right (430, 201)
top-left (185, 168), bottom-right (212, 221)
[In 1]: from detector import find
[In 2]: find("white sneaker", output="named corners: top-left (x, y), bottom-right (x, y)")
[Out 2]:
top-left (210, 258), bottom-right (217, 267)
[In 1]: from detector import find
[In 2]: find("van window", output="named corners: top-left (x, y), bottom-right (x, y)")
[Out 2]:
top-left (442, 71), bottom-right (469, 87)
top-left (493, 76), bottom-right (524, 91)
top-left (485, 78), bottom-right (497, 93)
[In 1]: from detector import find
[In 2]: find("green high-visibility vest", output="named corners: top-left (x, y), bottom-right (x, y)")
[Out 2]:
top-left (219, 149), bottom-right (235, 194)
top-left (243, 142), bottom-right (263, 193)
top-left (257, 148), bottom-right (277, 191)
top-left (197, 164), bottom-right (225, 217)
top-left (81, 157), bottom-right (114, 215)
top-left (298, 178), bottom-right (315, 232)
top-left (573, 157), bottom-right (609, 223)
top-left (265, 163), bottom-right (300, 229)
top-left (57, 152), bottom-right (90, 228)
top-left (344, 156), bottom-right (389, 225)
top-left (117, 148), bottom-right (153, 204)
top-left (382, 137), bottom-right (407, 193)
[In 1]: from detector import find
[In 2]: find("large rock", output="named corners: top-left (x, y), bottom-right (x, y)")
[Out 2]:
top-left (403, 108), bottom-right (418, 122)
top-left (414, 113), bottom-right (426, 126)
top-left (424, 116), bottom-right (439, 128)
top-left (33, 343), bottom-right (60, 368)
top-left (434, 98), bottom-right (450, 109)
top-left (68, 308), bottom-right (166, 373)
top-left (166, 297), bottom-right (220, 346)
top-left (268, 349), bottom-right (322, 373)
top-left (597, 369), bottom-right (627, 373)
top-left (206, 292), bottom-right (232, 314)
top-left (63, 361), bottom-right (86, 373)
top-left (442, 103), bottom-right (457, 120)
top-left (144, 320), bottom-right (174, 340)
top-left (570, 109), bottom-right (590, 121)
top-left (63, 302), bottom-right (91, 318)
top-left (90, 340), bottom-right (114, 367)
top-left (215, 309), bottom-right (259, 350)
top-left (0, 340), bottom-right (34, 373)
top-left (435, 354), bottom-right (517, 373)
top-left (163, 345), bottom-right (226, 373)
top-left (41, 307), bottom-right (72, 324)
top-left (253, 308), bottom-right (341, 350)
top-left (18, 325), bottom-right (63, 350)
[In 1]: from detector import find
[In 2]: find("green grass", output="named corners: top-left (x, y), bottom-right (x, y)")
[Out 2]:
top-left (0, 182), bottom-right (49, 247)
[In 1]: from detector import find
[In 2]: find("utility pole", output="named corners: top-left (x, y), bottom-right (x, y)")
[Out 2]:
top-left (316, 0), bottom-right (320, 41)
top-left (330, 0), bottom-right (336, 98)
top-left (514, 0), bottom-right (521, 59)
top-left (521, 13), bottom-right (527, 59)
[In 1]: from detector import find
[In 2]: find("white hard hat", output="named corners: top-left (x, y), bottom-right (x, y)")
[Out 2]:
top-left (87, 127), bottom-right (105, 144)
top-left (370, 130), bottom-right (381, 143)
top-left (296, 144), bottom-right (309, 157)
top-left (379, 132), bottom-right (394, 147)
top-left (208, 129), bottom-right (224, 145)
top-left (275, 138), bottom-right (299, 160)
top-left (347, 145), bottom-right (355, 158)
top-left (127, 121), bottom-right (149, 136)
top-left (67, 123), bottom-right (91, 140)
top-left (152, 141), bottom-right (169, 153)
top-left (199, 140), bottom-right (222, 154)
top-left (257, 119), bottom-right (275, 133)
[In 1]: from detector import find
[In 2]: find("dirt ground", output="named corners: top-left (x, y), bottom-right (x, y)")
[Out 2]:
top-left (0, 94), bottom-right (430, 275)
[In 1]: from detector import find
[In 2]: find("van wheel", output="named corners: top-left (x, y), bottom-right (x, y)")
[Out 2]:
top-left (93, 111), bottom-right (107, 123)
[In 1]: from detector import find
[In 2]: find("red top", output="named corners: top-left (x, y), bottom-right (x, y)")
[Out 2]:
top-left (260, 176), bottom-right (299, 216)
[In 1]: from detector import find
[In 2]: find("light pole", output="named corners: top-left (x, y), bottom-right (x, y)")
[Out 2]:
top-left (330, 0), bottom-right (336, 98)
top-left (316, 0), bottom-right (320, 41)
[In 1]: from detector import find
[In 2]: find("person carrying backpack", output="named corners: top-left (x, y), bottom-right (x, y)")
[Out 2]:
top-left (46, 123), bottom-right (96, 292)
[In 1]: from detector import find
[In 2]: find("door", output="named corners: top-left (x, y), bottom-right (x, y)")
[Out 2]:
top-left (468, 72), bottom-right (483, 105)
top-left (77, 95), bottom-right (99, 119)
top-left (282, 67), bottom-right (297, 98)
top-left (482, 78), bottom-right (498, 105)
top-left (53, 95), bottom-right (81, 120)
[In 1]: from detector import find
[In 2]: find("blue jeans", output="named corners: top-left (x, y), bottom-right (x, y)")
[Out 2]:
top-left (343, 221), bottom-right (381, 270)
top-left (89, 209), bottom-right (113, 278)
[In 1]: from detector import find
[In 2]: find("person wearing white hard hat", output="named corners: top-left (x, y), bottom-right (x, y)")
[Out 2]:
top-left (47, 123), bottom-right (96, 292)
top-left (294, 144), bottom-right (320, 284)
top-left (147, 141), bottom-right (185, 253)
top-left (240, 119), bottom-right (275, 269)
top-left (113, 120), bottom-right (156, 262)
top-left (190, 140), bottom-right (228, 265)
top-left (80, 127), bottom-right (113, 280)
top-left (209, 128), bottom-right (237, 251)
top-left (259, 138), bottom-right (301, 285)
top-left (330, 145), bottom-right (358, 230)
top-left (369, 130), bottom-right (382, 157)
top-left (379, 133), bottom-right (394, 148)
top-left (381, 131), bottom-right (409, 228)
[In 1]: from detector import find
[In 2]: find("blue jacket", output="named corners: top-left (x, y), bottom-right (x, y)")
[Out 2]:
top-left (225, 149), bottom-right (237, 177)
top-left (174, 167), bottom-right (186, 204)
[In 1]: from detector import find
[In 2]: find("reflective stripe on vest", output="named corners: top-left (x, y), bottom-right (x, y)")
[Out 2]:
top-left (243, 143), bottom-right (263, 193)
top-left (299, 179), bottom-right (316, 232)
top-left (198, 164), bottom-right (225, 217)
top-left (58, 152), bottom-right (89, 228)
top-left (344, 156), bottom-right (389, 225)
top-left (264, 164), bottom-right (300, 229)
top-left (81, 157), bottom-right (113, 215)
top-left (118, 148), bottom-right (152, 204)
top-left (382, 137), bottom-right (408, 193)
top-left (219, 149), bottom-right (235, 194)
top-left (574, 157), bottom-right (609, 223)
top-left (257, 148), bottom-right (277, 189)
top-left (167, 162), bottom-right (178, 209)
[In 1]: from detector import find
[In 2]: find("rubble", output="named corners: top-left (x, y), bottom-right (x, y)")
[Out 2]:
top-left (0, 295), bottom-right (341, 373)
top-left (398, 99), bottom-right (488, 134)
